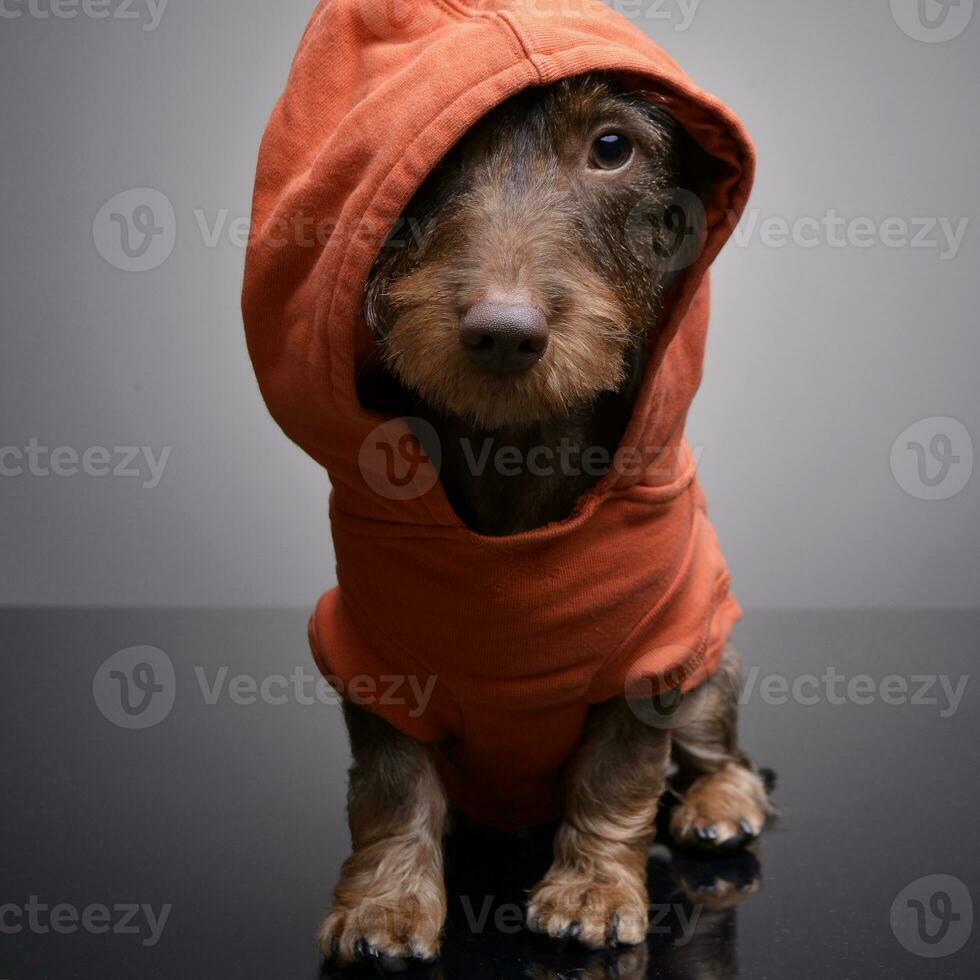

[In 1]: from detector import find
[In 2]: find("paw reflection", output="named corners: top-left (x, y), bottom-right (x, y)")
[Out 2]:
top-left (525, 943), bottom-right (648, 979)
top-left (673, 848), bottom-right (763, 912)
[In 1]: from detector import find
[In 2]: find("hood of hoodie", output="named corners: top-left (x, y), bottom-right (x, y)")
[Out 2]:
top-left (242, 0), bottom-right (754, 829)
top-left (242, 0), bottom-right (753, 525)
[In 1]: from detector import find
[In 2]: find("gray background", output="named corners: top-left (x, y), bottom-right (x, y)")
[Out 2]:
top-left (1, 0), bottom-right (977, 609)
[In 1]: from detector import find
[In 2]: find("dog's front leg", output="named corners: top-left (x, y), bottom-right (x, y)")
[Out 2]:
top-left (318, 701), bottom-right (448, 970)
top-left (527, 698), bottom-right (670, 949)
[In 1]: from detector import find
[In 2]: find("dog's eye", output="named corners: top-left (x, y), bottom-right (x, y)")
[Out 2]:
top-left (589, 133), bottom-right (633, 171)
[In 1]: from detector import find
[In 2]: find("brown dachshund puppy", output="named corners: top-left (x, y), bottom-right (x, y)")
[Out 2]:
top-left (318, 74), bottom-right (771, 971)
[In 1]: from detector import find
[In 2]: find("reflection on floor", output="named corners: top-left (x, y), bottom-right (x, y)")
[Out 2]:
top-left (3, 609), bottom-right (978, 979)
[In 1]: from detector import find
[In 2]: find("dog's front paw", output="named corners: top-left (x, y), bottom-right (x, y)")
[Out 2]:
top-left (317, 874), bottom-right (444, 973)
top-left (670, 762), bottom-right (771, 851)
top-left (527, 870), bottom-right (648, 949)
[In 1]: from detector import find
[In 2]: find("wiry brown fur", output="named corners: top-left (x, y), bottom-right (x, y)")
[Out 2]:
top-left (322, 75), bottom-right (769, 970)
top-left (317, 702), bottom-right (448, 970)
top-left (364, 75), bottom-right (682, 431)
top-left (668, 648), bottom-right (776, 848)
top-left (526, 699), bottom-right (671, 948)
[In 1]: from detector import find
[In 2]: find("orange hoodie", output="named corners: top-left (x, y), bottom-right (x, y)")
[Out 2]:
top-left (242, 0), bottom-right (754, 830)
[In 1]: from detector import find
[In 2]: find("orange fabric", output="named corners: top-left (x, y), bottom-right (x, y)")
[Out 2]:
top-left (243, 0), bottom-right (755, 830)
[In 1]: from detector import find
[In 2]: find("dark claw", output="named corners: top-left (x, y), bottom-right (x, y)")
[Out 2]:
top-left (606, 912), bottom-right (620, 947)
top-left (360, 943), bottom-right (391, 976)
top-left (695, 826), bottom-right (718, 842)
top-left (330, 938), bottom-right (339, 958)
top-left (554, 921), bottom-right (582, 942)
top-left (408, 944), bottom-right (437, 964)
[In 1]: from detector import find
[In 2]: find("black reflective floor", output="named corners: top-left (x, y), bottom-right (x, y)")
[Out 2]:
top-left (2, 609), bottom-right (977, 978)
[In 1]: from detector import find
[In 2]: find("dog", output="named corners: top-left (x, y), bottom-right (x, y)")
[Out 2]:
top-left (315, 74), bottom-right (772, 972)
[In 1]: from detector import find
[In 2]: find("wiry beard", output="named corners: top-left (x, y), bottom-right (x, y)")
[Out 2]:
top-left (379, 261), bottom-right (634, 431)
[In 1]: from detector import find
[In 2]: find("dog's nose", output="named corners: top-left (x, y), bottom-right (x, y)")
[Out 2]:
top-left (459, 302), bottom-right (549, 375)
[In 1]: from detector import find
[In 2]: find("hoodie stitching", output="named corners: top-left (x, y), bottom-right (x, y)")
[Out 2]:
top-left (433, 0), bottom-right (533, 68)
top-left (436, 0), bottom-right (496, 17)
top-left (495, 11), bottom-right (545, 83)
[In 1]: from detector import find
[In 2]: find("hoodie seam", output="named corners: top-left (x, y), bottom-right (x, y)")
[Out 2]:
top-left (436, 0), bottom-right (502, 18)
top-left (435, 0), bottom-right (537, 71)
top-left (495, 11), bottom-right (545, 83)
